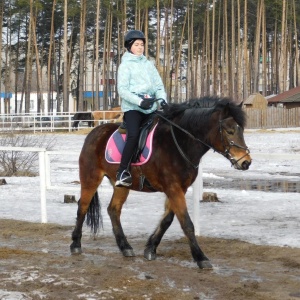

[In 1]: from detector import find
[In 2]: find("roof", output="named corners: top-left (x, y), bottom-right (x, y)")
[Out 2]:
top-left (268, 86), bottom-right (300, 103)
top-left (243, 93), bottom-right (266, 104)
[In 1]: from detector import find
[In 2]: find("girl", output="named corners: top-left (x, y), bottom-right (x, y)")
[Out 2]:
top-left (116, 30), bottom-right (167, 187)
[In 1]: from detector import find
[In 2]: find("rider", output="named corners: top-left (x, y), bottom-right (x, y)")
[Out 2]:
top-left (116, 29), bottom-right (167, 187)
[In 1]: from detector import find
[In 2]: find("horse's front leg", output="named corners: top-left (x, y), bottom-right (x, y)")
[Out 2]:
top-left (144, 197), bottom-right (175, 260)
top-left (107, 187), bottom-right (135, 257)
top-left (170, 190), bottom-right (213, 269)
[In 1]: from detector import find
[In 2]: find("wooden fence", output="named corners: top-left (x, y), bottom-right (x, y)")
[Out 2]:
top-left (244, 107), bottom-right (300, 129)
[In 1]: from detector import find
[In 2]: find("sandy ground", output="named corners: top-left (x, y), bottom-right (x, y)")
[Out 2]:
top-left (0, 219), bottom-right (300, 300)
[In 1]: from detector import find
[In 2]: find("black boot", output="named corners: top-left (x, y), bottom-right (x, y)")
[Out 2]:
top-left (116, 169), bottom-right (132, 187)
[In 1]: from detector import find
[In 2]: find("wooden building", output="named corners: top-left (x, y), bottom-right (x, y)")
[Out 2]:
top-left (243, 93), bottom-right (268, 109)
top-left (267, 86), bottom-right (300, 109)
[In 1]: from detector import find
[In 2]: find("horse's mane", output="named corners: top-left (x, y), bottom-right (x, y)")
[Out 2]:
top-left (163, 96), bottom-right (246, 131)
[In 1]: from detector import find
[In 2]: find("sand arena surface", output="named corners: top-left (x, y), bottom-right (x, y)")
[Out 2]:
top-left (0, 219), bottom-right (300, 300)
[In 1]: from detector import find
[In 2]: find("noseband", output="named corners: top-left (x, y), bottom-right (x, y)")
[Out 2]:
top-left (218, 120), bottom-right (250, 167)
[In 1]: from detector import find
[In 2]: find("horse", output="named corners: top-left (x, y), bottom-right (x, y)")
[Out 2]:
top-left (70, 96), bottom-right (252, 269)
top-left (72, 112), bottom-right (94, 130)
top-left (92, 107), bottom-right (123, 126)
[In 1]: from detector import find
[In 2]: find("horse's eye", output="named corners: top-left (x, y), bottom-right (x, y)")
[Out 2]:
top-left (226, 129), bottom-right (235, 135)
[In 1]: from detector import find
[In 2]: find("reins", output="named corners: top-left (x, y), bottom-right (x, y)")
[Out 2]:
top-left (155, 111), bottom-right (214, 169)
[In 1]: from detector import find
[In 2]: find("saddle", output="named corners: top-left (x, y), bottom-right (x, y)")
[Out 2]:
top-left (105, 114), bottom-right (158, 166)
top-left (118, 114), bottom-right (156, 163)
top-left (105, 114), bottom-right (158, 191)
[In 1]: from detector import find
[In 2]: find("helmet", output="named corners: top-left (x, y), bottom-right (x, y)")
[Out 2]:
top-left (124, 30), bottom-right (146, 49)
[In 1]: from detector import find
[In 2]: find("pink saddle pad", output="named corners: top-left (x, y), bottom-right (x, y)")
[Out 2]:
top-left (105, 123), bottom-right (158, 165)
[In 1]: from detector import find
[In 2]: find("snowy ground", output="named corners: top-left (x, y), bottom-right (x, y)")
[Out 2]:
top-left (0, 128), bottom-right (299, 249)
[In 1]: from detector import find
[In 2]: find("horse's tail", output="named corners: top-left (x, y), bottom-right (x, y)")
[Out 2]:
top-left (86, 191), bottom-right (102, 234)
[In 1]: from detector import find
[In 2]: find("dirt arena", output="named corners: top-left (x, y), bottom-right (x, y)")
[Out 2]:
top-left (0, 219), bottom-right (299, 300)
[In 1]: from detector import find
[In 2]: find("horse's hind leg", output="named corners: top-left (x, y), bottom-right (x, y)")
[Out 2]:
top-left (107, 187), bottom-right (135, 257)
top-left (70, 174), bottom-right (104, 254)
top-left (144, 198), bottom-right (175, 260)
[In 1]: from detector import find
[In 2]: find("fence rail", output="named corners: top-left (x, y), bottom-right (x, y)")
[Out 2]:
top-left (1, 108), bottom-right (299, 131)
top-left (0, 147), bottom-right (203, 234)
top-left (244, 107), bottom-right (300, 129)
top-left (0, 110), bottom-right (121, 132)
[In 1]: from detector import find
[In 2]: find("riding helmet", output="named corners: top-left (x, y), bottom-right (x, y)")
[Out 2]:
top-left (124, 30), bottom-right (146, 50)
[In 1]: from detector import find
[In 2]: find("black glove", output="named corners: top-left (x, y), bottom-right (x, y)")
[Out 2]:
top-left (160, 100), bottom-right (169, 112)
top-left (139, 99), bottom-right (153, 110)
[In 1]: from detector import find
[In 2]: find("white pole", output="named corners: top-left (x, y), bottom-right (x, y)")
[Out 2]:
top-left (45, 152), bottom-right (51, 189)
top-left (192, 162), bottom-right (203, 236)
top-left (39, 150), bottom-right (47, 223)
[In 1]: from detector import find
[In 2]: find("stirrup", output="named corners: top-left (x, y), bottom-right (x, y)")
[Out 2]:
top-left (116, 170), bottom-right (132, 187)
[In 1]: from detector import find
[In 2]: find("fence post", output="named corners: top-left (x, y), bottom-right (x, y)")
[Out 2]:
top-left (45, 152), bottom-right (51, 189)
top-left (39, 150), bottom-right (48, 223)
top-left (192, 161), bottom-right (203, 236)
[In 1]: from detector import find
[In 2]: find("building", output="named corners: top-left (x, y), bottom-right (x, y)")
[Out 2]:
top-left (243, 93), bottom-right (268, 109)
top-left (267, 86), bottom-right (300, 109)
top-left (0, 92), bottom-right (75, 115)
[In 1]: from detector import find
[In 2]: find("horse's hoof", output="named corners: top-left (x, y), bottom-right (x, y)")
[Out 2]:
top-left (144, 249), bottom-right (156, 261)
top-left (198, 260), bottom-right (213, 269)
top-left (70, 247), bottom-right (82, 255)
top-left (122, 249), bottom-right (135, 257)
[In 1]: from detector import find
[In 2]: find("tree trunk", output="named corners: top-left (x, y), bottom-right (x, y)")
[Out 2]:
top-left (31, 16), bottom-right (43, 113)
top-left (279, 0), bottom-right (287, 93)
top-left (236, 0), bottom-right (242, 101)
top-left (253, 0), bottom-right (262, 93)
top-left (261, 1), bottom-right (267, 95)
top-left (78, 0), bottom-right (86, 112)
top-left (24, 0), bottom-right (34, 113)
top-left (292, 0), bottom-right (299, 86)
top-left (224, 0), bottom-right (229, 96)
top-left (231, 0), bottom-right (236, 98)
top-left (63, 0), bottom-right (69, 112)
top-left (155, 0), bottom-right (160, 69)
top-left (243, 0), bottom-right (249, 99)
top-left (0, 1), bottom-right (3, 114)
top-left (94, 0), bottom-right (101, 110)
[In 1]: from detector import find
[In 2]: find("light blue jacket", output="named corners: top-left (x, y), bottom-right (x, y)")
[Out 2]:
top-left (117, 51), bottom-right (167, 113)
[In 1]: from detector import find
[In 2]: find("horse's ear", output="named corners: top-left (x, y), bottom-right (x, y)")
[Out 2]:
top-left (238, 101), bottom-right (243, 108)
top-left (219, 103), bottom-right (230, 119)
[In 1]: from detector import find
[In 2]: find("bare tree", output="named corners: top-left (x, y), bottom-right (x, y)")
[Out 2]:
top-left (0, 1), bottom-right (3, 114)
top-left (24, 0), bottom-right (34, 113)
top-left (63, 0), bottom-right (69, 112)
top-left (78, 0), bottom-right (87, 111)
top-left (31, 11), bottom-right (44, 113)
top-left (94, 0), bottom-right (101, 110)
top-left (279, 0), bottom-right (287, 93)
top-left (292, 0), bottom-right (299, 86)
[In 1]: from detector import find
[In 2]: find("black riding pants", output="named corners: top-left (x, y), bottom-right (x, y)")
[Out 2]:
top-left (119, 110), bottom-right (150, 172)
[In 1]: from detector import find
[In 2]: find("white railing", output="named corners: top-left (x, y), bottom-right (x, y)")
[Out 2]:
top-left (0, 110), bottom-right (122, 132)
top-left (0, 147), bottom-right (203, 235)
top-left (0, 146), bottom-right (48, 223)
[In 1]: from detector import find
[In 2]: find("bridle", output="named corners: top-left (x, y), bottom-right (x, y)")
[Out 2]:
top-left (155, 112), bottom-right (250, 169)
top-left (218, 119), bottom-right (250, 168)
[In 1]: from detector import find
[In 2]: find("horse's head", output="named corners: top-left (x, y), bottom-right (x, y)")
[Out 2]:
top-left (210, 101), bottom-right (252, 170)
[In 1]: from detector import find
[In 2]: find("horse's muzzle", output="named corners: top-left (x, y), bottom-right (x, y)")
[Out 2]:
top-left (241, 159), bottom-right (251, 170)
top-left (228, 151), bottom-right (251, 170)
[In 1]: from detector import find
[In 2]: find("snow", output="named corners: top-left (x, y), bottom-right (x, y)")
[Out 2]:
top-left (0, 128), bottom-right (299, 248)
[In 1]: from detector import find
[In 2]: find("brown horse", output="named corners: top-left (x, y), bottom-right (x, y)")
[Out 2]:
top-left (70, 96), bottom-right (252, 269)
top-left (92, 106), bottom-right (123, 126)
